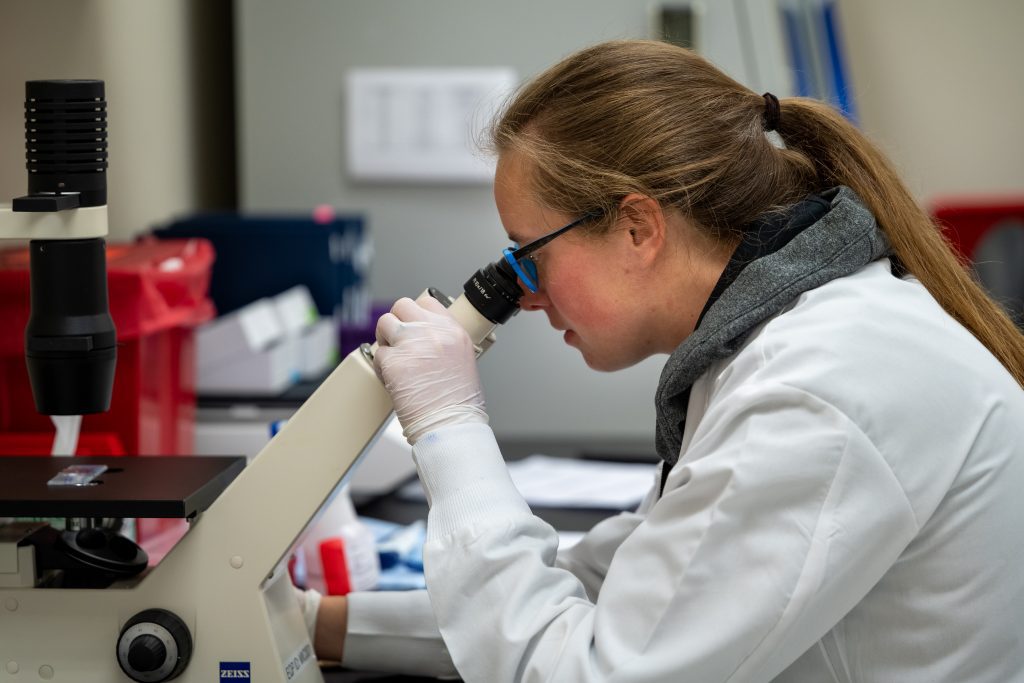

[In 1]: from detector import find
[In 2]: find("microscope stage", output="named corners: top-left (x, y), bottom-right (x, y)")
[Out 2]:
top-left (0, 455), bottom-right (245, 518)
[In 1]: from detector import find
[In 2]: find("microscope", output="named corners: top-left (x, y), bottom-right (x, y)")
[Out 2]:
top-left (0, 80), bottom-right (525, 681)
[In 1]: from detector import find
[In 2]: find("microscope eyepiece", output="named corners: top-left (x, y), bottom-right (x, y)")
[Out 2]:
top-left (463, 257), bottom-right (523, 325)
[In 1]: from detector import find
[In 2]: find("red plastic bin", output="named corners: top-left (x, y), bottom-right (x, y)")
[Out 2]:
top-left (0, 238), bottom-right (215, 455)
top-left (932, 197), bottom-right (1024, 322)
top-left (932, 197), bottom-right (1024, 262)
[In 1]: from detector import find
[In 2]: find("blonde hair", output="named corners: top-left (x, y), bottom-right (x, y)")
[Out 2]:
top-left (490, 39), bottom-right (1024, 386)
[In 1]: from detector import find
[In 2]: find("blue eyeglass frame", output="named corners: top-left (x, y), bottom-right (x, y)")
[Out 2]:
top-left (502, 211), bottom-right (604, 293)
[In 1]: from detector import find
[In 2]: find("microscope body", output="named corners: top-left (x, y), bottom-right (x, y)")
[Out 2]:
top-left (0, 78), bottom-right (524, 681)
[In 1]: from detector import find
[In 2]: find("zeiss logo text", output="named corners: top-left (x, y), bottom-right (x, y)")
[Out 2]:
top-left (220, 661), bottom-right (251, 681)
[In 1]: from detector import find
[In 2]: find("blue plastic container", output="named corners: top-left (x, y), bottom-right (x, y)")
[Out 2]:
top-left (154, 212), bottom-right (368, 319)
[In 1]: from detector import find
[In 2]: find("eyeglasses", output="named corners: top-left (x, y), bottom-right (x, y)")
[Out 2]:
top-left (502, 211), bottom-right (603, 293)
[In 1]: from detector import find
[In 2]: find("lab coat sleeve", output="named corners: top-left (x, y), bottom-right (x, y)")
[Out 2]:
top-left (553, 474), bottom-right (658, 601)
top-left (412, 383), bottom-right (920, 682)
top-left (342, 589), bottom-right (459, 679)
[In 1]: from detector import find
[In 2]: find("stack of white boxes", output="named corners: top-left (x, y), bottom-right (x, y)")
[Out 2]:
top-left (272, 287), bottom-right (338, 381)
top-left (195, 286), bottom-right (336, 396)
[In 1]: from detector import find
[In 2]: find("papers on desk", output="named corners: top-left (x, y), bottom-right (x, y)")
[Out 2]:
top-left (397, 454), bottom-right (656, 510)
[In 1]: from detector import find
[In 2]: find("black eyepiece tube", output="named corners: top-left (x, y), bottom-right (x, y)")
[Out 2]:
top-left (463, 257), bottom-right (523, 324)
top-left (25, 239), bottom-right (116, 415)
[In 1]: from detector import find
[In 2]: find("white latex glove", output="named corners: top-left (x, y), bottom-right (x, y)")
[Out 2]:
top-left (374, 294), bottom-right (488, 444)
top-left (294, 586), bottom-right (321, 643)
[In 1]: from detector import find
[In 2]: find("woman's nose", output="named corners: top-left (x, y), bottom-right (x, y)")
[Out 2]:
top-left (519, 287), bottom-right (548, 311)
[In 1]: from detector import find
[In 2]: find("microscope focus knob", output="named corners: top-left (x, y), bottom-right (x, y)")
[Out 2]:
top-left (127, 634), bottom-right (167, 672)
top-left (116, 609), bottom-right (192, 682)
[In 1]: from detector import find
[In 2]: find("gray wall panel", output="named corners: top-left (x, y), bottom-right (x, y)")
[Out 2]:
top-left (236, 0), bottom-right (666, 444)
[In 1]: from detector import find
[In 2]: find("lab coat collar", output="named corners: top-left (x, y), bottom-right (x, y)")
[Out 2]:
top-left (654, 186), bottom-right (892, 474)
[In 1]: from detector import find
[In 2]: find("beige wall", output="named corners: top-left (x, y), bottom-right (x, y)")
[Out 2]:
top-left (0, 0), bottom-right (233, 241)
top-left (838, 0), bottom-right (1024, 202)
top-left (4, 1), bottom-right (1018, 237)
top-left (3, 2), bottom-right (1018, 234)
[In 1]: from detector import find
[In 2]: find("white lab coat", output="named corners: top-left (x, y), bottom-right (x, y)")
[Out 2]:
top-left (343, 259), bottom-right (1024, 682)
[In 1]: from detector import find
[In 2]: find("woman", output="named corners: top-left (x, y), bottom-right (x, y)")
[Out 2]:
top-left (302, 40), bottom-right (1024, 681)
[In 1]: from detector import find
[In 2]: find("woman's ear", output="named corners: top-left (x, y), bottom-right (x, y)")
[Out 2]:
top-left (617, 193), bottom-right (667, 264)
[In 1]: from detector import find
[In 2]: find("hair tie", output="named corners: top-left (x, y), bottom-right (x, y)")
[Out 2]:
top-left (762, 92), bottom-right (781, 132)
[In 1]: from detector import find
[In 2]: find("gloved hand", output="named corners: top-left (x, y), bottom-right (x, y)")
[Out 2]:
top-left (374, 294), bottom-right (488, 444)
top-left (294, 586), bottom-right (322, 643)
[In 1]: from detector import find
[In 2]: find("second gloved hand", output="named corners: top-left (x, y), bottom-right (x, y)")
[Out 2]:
top-left (294, 586), bottom-right (321, 643)
top-left (374, 294), bottom-right (487, 444)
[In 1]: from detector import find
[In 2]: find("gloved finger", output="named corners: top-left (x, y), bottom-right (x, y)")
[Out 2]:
top-left (389, 294), bottom-right (458, 327)
top-left (385, 296), bottom-right (436, 325)
top-left (375, 312), bottom-right (406, 346)
top-left (293, 587), bottom-right (322, 641)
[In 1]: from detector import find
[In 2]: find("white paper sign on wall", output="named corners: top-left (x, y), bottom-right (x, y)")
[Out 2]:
top-left (345, 67), bottom-right (518, 183)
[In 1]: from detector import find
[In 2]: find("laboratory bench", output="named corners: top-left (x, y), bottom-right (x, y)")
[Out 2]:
top-left (324, 670), bottom-right (441, 682)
